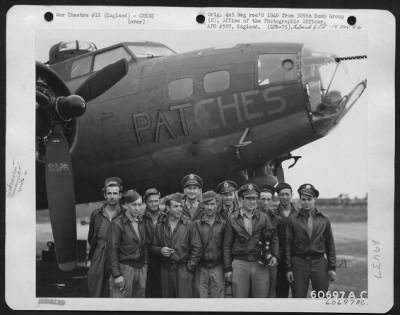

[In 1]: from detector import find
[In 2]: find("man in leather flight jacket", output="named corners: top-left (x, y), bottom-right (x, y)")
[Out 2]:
top-left (286, 184), bottom-right (336, 298)
top-left (151, 193), bottom-right (202, 298)
top-left (223, 183), bottom-right (279, 298)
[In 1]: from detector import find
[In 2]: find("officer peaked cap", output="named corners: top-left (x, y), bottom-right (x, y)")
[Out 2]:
top-left (238, 183), bottom-right (260, 197)
top-left (298, 183), bottom-right (319, 198)
top-left (216, 180), bottom-right (238, 194)
top-left (181, 173), bottom-right (203, 188)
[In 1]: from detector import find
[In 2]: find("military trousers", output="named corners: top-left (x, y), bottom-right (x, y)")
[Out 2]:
top-left (292, 255), bottom-right (329, 298)
top-left (146, 255), bottom-right (162, 297)
top-left (195, 263), bottom-right (224, 298)
top-left (267, 264), bottom-right (277, 297)
top-left (160, 263), bottom-right (194, 298)
top-left (109, 263), bottom-right (147, 298)
top-left (232, 259), bottom-right (270, 298)
top-left (276, 264), bottom-right (291, 298)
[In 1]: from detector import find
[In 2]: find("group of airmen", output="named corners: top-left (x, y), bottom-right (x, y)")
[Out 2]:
top-left (87, 174), bottom-right (336, 298)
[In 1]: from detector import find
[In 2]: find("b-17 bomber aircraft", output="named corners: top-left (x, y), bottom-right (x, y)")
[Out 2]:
top-left (35, 40), bottom-right (367, 271)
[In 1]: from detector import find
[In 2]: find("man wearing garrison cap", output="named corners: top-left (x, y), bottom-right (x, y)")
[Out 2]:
top-left (216, 180), bottom-right (239, 220)
top-left (181, 173), bottom-right (204, 221)
top-left (151, 193), bottom-right (202, 297)
top-left (107, 190), bottom-right (153, 297)
top-left (286, 184), bottom-right (336, 298)
top-left (223, 183), bottom-right (279, 298)
top-left (274, 182), bottom-right (297, 298)
top-left (193, 191), bottom-right (226, 298)
top-left (87, 177), bottom-right (124, 297)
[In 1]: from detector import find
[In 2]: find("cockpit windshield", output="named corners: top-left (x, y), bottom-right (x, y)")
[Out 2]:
top-left (127, 44), bottom-right (176, 58)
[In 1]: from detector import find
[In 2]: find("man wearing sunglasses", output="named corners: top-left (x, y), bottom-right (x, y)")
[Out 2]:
top-left (223, 183), bottom-right (279, 298)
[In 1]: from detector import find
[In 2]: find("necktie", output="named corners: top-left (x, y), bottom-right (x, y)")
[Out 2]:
top-left (307, 214), bottom-right (313, 239)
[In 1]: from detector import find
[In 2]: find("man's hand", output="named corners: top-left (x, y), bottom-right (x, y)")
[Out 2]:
top-left (286, 271), bottom-right (294, 283)
top-left (328, 270), bottom-right (337, 282)
top-left (269, 257), bottom-right (277, 267)
top-left (114, 276), bottom-right (125, 291)
top-left (161, 247), bottom-right (174, 257)
top-left (86, 260), bottom-right (91, 268)
top-left (224, 271), bottom-right (233, 284)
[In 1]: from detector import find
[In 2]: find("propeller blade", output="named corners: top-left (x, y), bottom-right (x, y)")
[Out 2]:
top-left (45, 124), bottom-right (77, 271)
top-left (75, 58), bottom-right (128, 102)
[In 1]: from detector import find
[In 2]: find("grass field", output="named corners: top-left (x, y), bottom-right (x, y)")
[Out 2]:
top-left (36, 202), bottom-right (368, 297)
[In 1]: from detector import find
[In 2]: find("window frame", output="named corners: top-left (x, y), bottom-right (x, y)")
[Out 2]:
top-left (203, 70), bottom-right (231, 94)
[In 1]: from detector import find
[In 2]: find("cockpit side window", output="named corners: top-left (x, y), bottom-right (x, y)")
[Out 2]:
top-left (70, 55), bottom-right (92, 79)
top-left (258, 54), bottom-right (297, 86)
top-left (93, 47), bottom-right (132, 72)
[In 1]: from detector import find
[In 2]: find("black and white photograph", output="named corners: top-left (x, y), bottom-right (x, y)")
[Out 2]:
top-left (5, 6), bottom-right (395, 312)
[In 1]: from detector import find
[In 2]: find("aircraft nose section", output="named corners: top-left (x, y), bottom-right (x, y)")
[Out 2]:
top-left (310, 80), bottom-right (367, 135)
top-left (301, 47), bottom-right (367, 136)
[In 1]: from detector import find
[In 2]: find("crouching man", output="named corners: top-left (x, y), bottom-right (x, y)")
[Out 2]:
top-left (107, 190), bottom-right (153, 297)
top-left (193, 191), bottom-right (226, 298)
top-left (152, 193), bottom-right (202, 298)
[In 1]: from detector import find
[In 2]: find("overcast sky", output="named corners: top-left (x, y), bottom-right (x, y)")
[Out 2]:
top-left (36, 30), bottom-right (368, 198)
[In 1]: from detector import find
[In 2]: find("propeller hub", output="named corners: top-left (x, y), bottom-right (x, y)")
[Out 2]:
top-left (55, 95), bottom-right (86, 122)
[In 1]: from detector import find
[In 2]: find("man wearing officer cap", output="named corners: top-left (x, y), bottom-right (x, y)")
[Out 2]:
top-left (151, 193), bottom-right (202, 297)
top-left (193, 191), bottom-right (226, 298)
top-left (286, 184), bottom-right (336, 298)
top-left (181, 173), bottom-right (204, 221)
top-left (108, 190), bottom-right (153, 297)
top-left (274, 182), bottom-right (297, 298)
top-left (216, 180), bottom-right (239, 220)
top-left (223, 183), bottom-right (279, 298)
top-left (142, 188), bottom-right (163, 297)
top-left (87, 177), bottom-right (124, 297)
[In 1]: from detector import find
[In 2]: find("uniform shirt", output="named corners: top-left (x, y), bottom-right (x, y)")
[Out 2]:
top-left (286, 208), bottom-right (336, 272)
top-left (219, 201), bottom-right (239, 220)
top-left (182, 197), bottom-right (203, 222)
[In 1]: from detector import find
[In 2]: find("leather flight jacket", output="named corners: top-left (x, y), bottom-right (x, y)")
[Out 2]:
top-left (286, 208), bottom-right (336, 272)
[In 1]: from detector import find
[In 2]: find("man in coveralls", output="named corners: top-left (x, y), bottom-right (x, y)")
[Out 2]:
top-left (223, 183), bottom-right (279, 298)
top-left (151, 193), bottom-right (202, 297)
top-left (108, 190), bottom-right (153, 297)
top-left (286, 184), bottom-right (336, 298)
top-left (275, 182), bottom-right (297, 298)
top-left (87, 177), bottom-right (123, 297)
